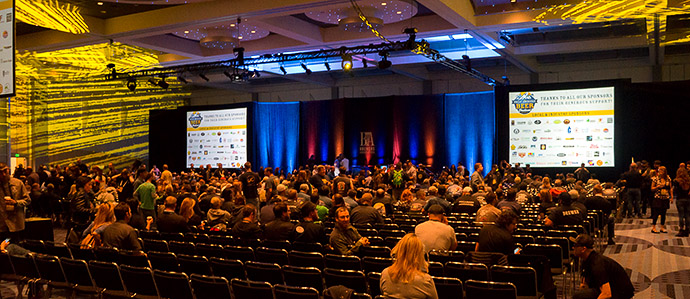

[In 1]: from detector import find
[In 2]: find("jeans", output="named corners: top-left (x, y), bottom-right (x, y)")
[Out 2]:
top-left (626, 188), bottom-right (641, 216)
top-left (678, 199), bottom-right (690, 230)
top-left (651, 207), bottom-right (667, 225)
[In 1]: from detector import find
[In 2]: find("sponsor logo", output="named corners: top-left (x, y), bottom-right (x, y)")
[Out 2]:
top-left (603, 128), bottom-right (609, 133)
top-left (518, 153), bottom-right (526, 158)
top-left (512, 92), bottom-right (538, 114)
top-left (534, 120), bottom-right (541, 124)
top-left (564, 119), bottom-right (570, 124)
top-left (567, 126), bottom-right (572, 134)
top-left (518, 145), bottom-right (527, 149)
top-left (188, 112), bottom-right (203, 128)
top-left (511, 145), bottom-right (516, 150)
top-left (532, 136), bottom-right (537, 142)
top-left (586, 136), bottom-right (592, 141)
top-left (513, 129), bottom-right (520, 134)
top-left (597, 160), bottom-right (603, 166)
top-left (540, 144), bottom-right (546, 150)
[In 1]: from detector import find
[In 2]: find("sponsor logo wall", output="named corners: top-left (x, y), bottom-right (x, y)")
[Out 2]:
top-left (186, 108), bottom-right (247, 168)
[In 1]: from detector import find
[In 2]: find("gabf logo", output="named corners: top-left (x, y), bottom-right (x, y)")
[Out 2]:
top-left (360, 132), bottom-right (375, 154)
top-left (512, 92), bottom-right (537, 114)
top-left (189, 112), bottom-right (203, 128)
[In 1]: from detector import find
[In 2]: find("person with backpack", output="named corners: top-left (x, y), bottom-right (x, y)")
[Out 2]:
top-left (389, 162), bottom-right (408, 201)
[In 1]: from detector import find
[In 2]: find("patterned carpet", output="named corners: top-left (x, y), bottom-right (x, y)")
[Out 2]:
top-left (2, 207), bottom-right (690, 298)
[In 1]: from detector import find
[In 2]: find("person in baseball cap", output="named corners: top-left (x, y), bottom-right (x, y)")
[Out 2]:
top-left (571, 234), bottom-right (634, 299)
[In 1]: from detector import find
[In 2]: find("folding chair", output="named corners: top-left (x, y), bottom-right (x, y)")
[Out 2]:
top-left (153, 270), bottom-right (194, 299)
top-left (190, 274), bottom-right (232, 299)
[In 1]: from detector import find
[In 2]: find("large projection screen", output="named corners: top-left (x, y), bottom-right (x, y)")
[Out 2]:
top-left (186, 108), bottom-right (247, 169)
top-left (0, 0), bottom-right (14, 96)
top-left (508, 86), bottom-right (614, 168)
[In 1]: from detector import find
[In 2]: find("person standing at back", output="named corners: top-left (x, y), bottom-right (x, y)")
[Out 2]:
top-left (238, 162), bottom-right (261, 211)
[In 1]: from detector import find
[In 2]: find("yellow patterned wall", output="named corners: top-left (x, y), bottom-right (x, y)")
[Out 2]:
top-left (11, 43), bottom-right (190, 169)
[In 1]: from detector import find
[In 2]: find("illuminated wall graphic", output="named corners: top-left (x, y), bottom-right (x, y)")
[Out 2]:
top-left (11, 43), bottom-right (190, 169)
top-left (16, 0), bottom-right (89, 34)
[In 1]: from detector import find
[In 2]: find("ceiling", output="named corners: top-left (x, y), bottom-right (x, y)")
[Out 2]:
top-left (16, 0), bottom-right (690, 88)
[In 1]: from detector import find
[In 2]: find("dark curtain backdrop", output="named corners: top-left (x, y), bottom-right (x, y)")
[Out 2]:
top-left (253, 102), bottom-right (300, 173)
top-left (445, 92), bottom-right (496, 175)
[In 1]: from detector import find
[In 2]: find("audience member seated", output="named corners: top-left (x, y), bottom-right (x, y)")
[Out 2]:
top-left (475, 191), bottom-right (501, 223)
top-left (476, 210), bottom-right (519, 256)
top-left (497, 188), bottom-right (522, 216)
top-left (260, 196), bottom-right (281, 224)
top-left (102, 202), bottom-right (142, 251)
top-left (126, 198), bottom-right (147, 230)
top-left (415, 204), bottom-right (457, 253)
top-left (472, 184), bottom-right (488, 205)
top-left (545, 192), bottom-right (585, 227)
top-left (350, 193), bottom-right (384, 225)
top-left (515, 183), bottom-right (532, 205)
top-left (380, 233), bottom-right (438, 299)
top-left (231, 205), bottom-right (262, 239)
top-left (180, 197), bottom-right (203, 229)
top-left (297, 184), bottom-right (311, 203)
top-left (329, 207), bottom-right (370, 255)
top-left (207, 196), bottom-right (233, 230)
top-left (538, 189), bottom-right (557, 221)
top-left (157, 196), bottom-right (190, 233)
top-left (294, 201), bottom-right (328, 244)
top-left (344, 189), bottom-right (359, 209)
top-left (451, 187), bottom-right (480, 214)
top-left (373, 188), bottom-right (393, 215)
top-left (264, 203), bottom-right (295, 241)
top-left (82, 202), bottom-right (115, 238)
top-left (423, 186), bottom-right (451, 213)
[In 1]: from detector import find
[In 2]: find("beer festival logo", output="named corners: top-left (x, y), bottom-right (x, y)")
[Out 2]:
top-left (512, 92), bottom-right (538, 114)
top-left (360, 132), bottom-right (375, 154)
top-left (188, 112), bottom-right (203, 128)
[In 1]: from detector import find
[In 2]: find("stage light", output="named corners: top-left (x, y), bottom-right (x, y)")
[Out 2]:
top-left (378, 51), bottom-right (391, 69)
top-left (341, 54), bottom-right (353, 71)
top-left (280, 65), bottom-right (287, 75)
top-left (462, 55), bottom-right (471, 71)
top-left (502, 76), bottom-right (510, 86)
top-left (126, 78), bottom-right (137, 91)
top-left (301, 63), bottom-right (312, 75)
top-left (199, 73), bottom-right (209, 81)
top-left (361, 58), bottom-right (368, 68)
top-left (324, 61), bottom-right (331, 71)
top-left (177, 76), bottom-right (188, 84)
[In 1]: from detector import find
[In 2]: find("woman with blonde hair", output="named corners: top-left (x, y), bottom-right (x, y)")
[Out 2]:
top-left (180, 197), bottom-right (202, 227)
top-left (82, 202), bottom-right (115, 237)
top-left (380, 233), bottom-right (438, 299)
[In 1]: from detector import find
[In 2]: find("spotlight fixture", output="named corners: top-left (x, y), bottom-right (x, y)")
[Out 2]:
top-left (199, 73), bottom-right (209, 81)
top-left (177, 76), bottom-right (188, 84)
top-left (126, 78), bottom-right (137, 91)
top-left (361, 58), bottom-right (368, 68)
top-left (502, 76), bottom-right (510, 86)
top-left (301, 63), bottom-right (312, 75)
top-left (378, 56), bottom-right (392, 69)
top-left (324, 61), bottom-right (331, 71)
top-left (341, 54), bottom-right (353, 71)
top-left (462, 55), bottom-right (471, 71)
top-left (279, 65), bottom-right (287, 75)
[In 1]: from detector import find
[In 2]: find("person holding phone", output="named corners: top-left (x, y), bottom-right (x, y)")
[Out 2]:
top-left (0, 163), bottom-right (31, 241)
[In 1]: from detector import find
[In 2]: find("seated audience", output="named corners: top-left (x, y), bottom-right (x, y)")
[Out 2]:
top-left (497, 188), bottom-right (522, 216)
top-left (180, 197), bottom-right (203, 228)
top-left (263, 203), bottom-right (295, 241)
top-left (476, 210), bottom-right (519, 256)
top-left (207, 196), bottom-right (233, 230)
top-left (329, 206), bottom-right (370, 255)
top-left (157, 196), bottom-right (190, 233)
top-left (102, 202), bottom-right (142, 251)
top-left (415, 204), bottom-right (457, 253)
top-left (350, 193), bottom-right (384, 225)
top-left (380, 233), bottom-right (438, 299)
top-left (294, 201), bottom-right (328, 244)
top-left (451, 187), bottom-right (481, 214)
top-left (231, 205), bottom-right (262, 239)
top-left (424, 186), bottom-right (451, 213)
top-left (475, 191), bottom-right (501, 223)
top-left (545, 192), bottom-right (584, 227)
top-left (538, 189), bottom-right (557, 220)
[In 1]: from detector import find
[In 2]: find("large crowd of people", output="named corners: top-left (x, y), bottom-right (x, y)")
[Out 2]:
top-left (6, 157), bottom-right (680, 298)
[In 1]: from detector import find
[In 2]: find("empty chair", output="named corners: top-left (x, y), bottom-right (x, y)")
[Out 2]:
top-left (362, 257), bottom-right (393, 274)
top-left (190, 274), bottom-right (232, 299)
top-left (245, 261), bottom-right (284, 285)
top-left (455, 241), bottom-right (477, 253)
top-left (21, 239), bottom-right (46, 254)
top-left (209, 257), bottom-right (246, 280)
top-left (292, 242), bottom-right (323, 253)
top-left (58, 257), bottom-right (102, 296)
top-left (428, 250), bottom-right (465, 265)
top-left (67, 243), bottom-right (96, 261)
top-left (428, 261), bottom-right (445, 277)
top-left (384, 237), bottom-right (401, 248)
top-left (282, 265), bottom-right (324, 292)
top-left (34, 254), bottom-right (72, 297)
top-left (444, 262), bottom-right (489, 282)
top-left (358, 228), bottom-right (378, 238)
top-left (209, 235), bottom-right (235, 246)
top-left (432, 277), bottom-right (464, 299)
top-left (325, 254), bottom-right (362, 271)
top-left (142, 239), bottom-right (169, 252)
top-left (0, 252), bottom-right (21, 285)
top-left (465, 280), bottom-right (517, 299)
top-left (378, 229), bottom-right (405, 239)
top-left (523, 244), bottom-right (564, 275)
top-left (169, 240), bottom-right (197, 255)
top-left (118, 250), bottom-right (150, 267)
top-left (10, 253), bottom-right (40, 280)
top-left (147, 251), bottom-right (181, 272)
top-left (490, 265), bottom-right (542, 299)
top-left (138, 230), bottom-right (161, 240)
top-left (44, 241), bottom-right (72, 258)
top-left (161, 232), bottom-right (185, 241)
top-left (177, 254), bottom-right (213, 275)
top-left (351, 293), bottom-right (373, 299)
top-left (237, 238), bottom-right (263, 248)
top-left (360, 246), bottom-right (391, 258)
top-left (274, 284), bottom-right (320, 299)
top-left (94, 246), bottom-right (119, 263)
top-left (289, 250), bottom-right (325, 269)
top-left (87, 260), bottom-right (131, 298)
top-left (263, 239), bottom-right (292, 251)
top-left (367, 236), bottom-right (385, 247)
top-left (231, 279), bottom-right (273, 298)
top-left (323, 268), bottom-right (367, 293)
top-left (153, 269), bottom-right (194, 299)
top-left (256, 247), bottom-right (290, 265)
top-left (367, 272), bottom-right (382, 297)
top-left (224, 245), bottom-right (255, 261)
top-left (196, 243), bottom-right (225, 258)
top-left (513, 235), bottom-right (536, 247)
top-left (119, 265), bottom-right (160, 297)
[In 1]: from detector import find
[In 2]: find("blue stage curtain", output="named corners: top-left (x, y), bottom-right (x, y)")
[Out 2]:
top-left (254, 102), bottom-right (300, 172)
top-left (444, 91), bottom-right (495, 175)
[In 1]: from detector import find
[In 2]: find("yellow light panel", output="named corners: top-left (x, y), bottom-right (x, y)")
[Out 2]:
top-left (17, 0), bottom-right (89, 34)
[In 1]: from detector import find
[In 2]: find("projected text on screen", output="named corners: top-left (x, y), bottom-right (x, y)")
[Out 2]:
top-left (508, 86), bottom-right (614, 168)
top-left (186, 108), bottom-right (247, 169)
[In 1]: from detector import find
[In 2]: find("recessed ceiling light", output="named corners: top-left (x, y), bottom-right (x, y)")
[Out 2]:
top-left (230, 24), bottom-right (235, 27)
top-left (396, 11), bottom-right (402, 14)
top-left (101, 10), bottom-right (106, 14)
top-left (184, 30), bottom-right (189, 34)
top-left (381, 2), bottom-right (387, 5)
top-left (250, 30), bottom-right (256, 33)
top-left (97, 2), bottom-right (103, 5)
top-left (238, 36), bottom-right (243, 39)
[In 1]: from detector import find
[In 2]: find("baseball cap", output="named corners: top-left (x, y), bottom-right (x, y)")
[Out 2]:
top-left (463, 187), bottom-right (473, 193)
top-left (277, 184), bottom-right (287, 192)
top-left (427, 204), bottom-right (445, 215)
top-left (569, 234), bottom-right (594, 249)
